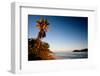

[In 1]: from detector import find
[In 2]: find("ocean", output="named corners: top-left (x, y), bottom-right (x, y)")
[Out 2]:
top-left (54, 51), bottom-right (88, 59)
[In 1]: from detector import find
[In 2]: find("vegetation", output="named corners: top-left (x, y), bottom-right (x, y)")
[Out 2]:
top-left (28, 38), bottom-right (55, 60)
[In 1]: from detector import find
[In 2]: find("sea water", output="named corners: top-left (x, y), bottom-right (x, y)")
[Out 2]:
top-left (54, 51), bottom-right (88, 59)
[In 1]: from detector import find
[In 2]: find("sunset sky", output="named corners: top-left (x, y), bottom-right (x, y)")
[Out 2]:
top-left (28, 15), bottom-right (88, 52)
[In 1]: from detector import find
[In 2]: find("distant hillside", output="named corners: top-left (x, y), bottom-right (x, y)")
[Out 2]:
top-left (73, 48), bottom-right (88, 52)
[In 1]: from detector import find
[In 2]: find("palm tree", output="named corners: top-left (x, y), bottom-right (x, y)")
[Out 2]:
top-left (36, 17), bottom-right (50, 40)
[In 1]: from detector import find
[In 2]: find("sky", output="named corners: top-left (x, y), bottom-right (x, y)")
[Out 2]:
top-left (28, 15), bottom-right (88, 52)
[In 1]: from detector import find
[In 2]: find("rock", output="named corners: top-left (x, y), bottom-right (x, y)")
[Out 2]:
top-left (28, 38), bottom-right (55, 60)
